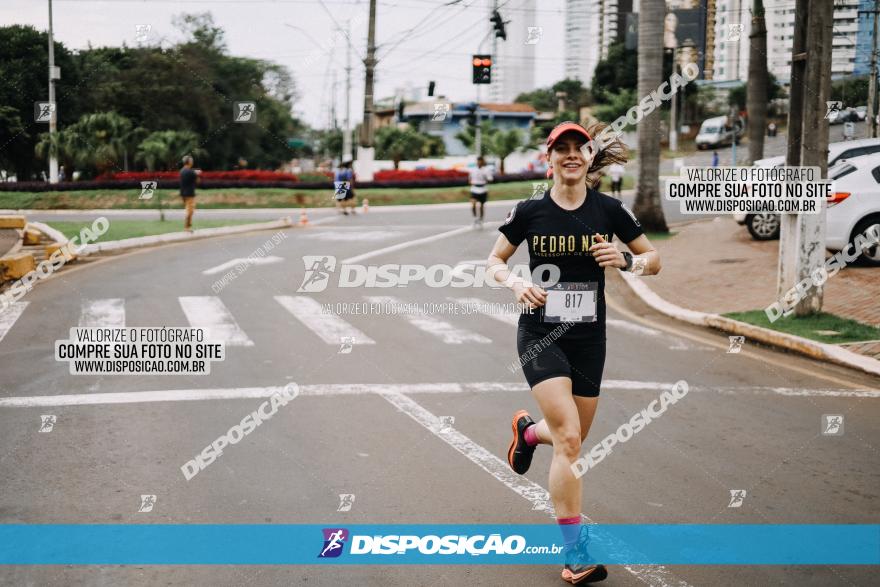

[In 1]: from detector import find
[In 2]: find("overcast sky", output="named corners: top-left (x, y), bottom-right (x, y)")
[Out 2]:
top-left (2, 0), bottom-right (567, 129)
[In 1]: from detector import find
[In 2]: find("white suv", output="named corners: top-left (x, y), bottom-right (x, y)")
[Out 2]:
top-left (825, 155), bottom-right (880, 266)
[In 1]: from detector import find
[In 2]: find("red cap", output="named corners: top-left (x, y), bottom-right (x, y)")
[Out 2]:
top-left (546, 121), bottom-right (591, 149)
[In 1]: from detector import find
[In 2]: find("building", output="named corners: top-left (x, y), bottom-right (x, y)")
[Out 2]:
top-left (400, 101), bottom-right (536, 157)
top-left (491, 0), bottom-right (538, 102)
top-left (711, 0), bottom-right (863, 83)
top-left (854, 0), bottom-right (875, 76)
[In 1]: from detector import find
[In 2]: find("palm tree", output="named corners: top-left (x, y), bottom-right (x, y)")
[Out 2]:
top-left (487, 128), bottom-right (523, 174)
top-left (135, 130), bottom-right (203, 171)
top-left (747, 0), bottom-right (768, 164)
top-left (633, 0), bottom-right (669, 232)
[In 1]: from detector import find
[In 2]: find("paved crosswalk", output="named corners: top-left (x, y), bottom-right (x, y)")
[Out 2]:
top-left (0, 295), bottom-right (711, 351)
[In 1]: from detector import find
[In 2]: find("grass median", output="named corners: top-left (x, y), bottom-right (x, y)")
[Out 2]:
top-left (725, 310), bottom-right (880, 345)
top-left (48, 219), bottom-right (257, 243)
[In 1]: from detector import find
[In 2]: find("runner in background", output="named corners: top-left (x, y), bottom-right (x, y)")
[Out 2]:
top-left (468, 156), bottom-right (493, 228)
top-left (334, 160), bottom-right (357, 216)
top-left (607, 162), bottom-right (624, 198)
top-left (179, 155), bottom-right (200, 232)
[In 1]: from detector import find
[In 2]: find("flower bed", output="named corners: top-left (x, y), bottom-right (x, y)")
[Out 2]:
top-left (373, 168), bottom-right (469, 181)
top-left (99, 170), bottom-right (301, 182)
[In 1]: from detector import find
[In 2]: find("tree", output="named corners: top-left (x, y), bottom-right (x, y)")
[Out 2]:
top-left (0, 106), bottom-right (27, 177)
top-left (747, 0), bottom-right (768, 164)
top-left (515, 79), bottom-right (590, 112)
top-left (136, 130), bottom-right (204, 171)
top-left (633, 0), bottom-right (668, 232)
top-left (591, 89), bottom-right (638, 125)
top-left (374, 126), bottom-right (433, 169)
top-left (455, 120), bottom-right (494, 158)
top-left (592, 43), bottom-right (639, 103)
top-left (487, 128), bottom-right (523, 174)
top-left (514, 88), bottom-right (557, 111)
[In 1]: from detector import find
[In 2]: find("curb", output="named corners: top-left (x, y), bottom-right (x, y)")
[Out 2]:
top-left (77, 217), bottom-right (295, 256)
top-left (619, 270), bottom-right (880, 377)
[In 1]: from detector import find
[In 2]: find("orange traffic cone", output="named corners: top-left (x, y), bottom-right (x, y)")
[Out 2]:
top-left (362, 198), bottom-right (369, 213)
top-left (298, 209), bottom-right (310, 226)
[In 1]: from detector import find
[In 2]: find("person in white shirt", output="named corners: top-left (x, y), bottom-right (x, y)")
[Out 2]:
top-left (468, 156), bottom-right (493, 227)
top-left (608, 162), bottom-right (625, 197)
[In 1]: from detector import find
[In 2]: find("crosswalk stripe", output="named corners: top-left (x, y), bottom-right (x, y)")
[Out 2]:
top-left (178, 296), bottom-right (254, 347)
top-left (79, 298), bottom-right (125, 328)
top-left (366, 296), bottom-right (491, 344)
top-left (447, 297), bottom-right (520, 326)
top-left (0, 302), bottom-right (28, 344)
top-left (275, 296), bottom-right (376, 345)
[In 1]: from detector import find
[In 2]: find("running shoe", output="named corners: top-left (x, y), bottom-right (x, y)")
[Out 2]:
top-left (507, 410), bottom-right (536, 474)
top-left (561, 525), bottom-right (607, 583)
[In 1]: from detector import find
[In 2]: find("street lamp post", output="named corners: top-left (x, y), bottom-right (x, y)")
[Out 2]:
top-left (47, 0), bottom-right (59, 183)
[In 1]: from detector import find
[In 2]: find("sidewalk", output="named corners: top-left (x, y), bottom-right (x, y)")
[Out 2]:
top-left (646, 217), bottom-right (880, 359)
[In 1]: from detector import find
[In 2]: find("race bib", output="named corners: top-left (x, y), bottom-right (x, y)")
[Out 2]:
top-left (541, 282), bottom-right (597, 323)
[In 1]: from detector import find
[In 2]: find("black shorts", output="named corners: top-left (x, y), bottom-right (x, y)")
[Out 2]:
top-left (516, 325), bottom-right (606, 397)
top-left (470, 191), bottom-right (487, 203)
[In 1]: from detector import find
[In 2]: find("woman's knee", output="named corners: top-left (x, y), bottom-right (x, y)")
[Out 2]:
top-left (553, 427), bottom-right (582, 458)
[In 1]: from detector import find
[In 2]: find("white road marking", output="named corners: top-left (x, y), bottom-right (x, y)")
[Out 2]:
top-left (275, 295), bottom-right (375, 345)
top-left (379, 391), bottom-right (692, 587)
top-left (302, 231), bottom-right (401, 242)
top-left (178, 296), bottom-right (254, 347)
top-left (78, 298), bottom-right (125, 328)
top-left (0, 302), bottom-right (28, 343)
top-left (202, 256), bottom-right (283, 276)
top-left (341, 225), bottom-right (478, 264)
top-left (366, 295), bottom-right (491, 344)
top-left (1, 380), bottom-right (876, 408)
top-left (607, 318), bottom-right (711, 351)
top-left (448, 297), bottom-right (520, 326)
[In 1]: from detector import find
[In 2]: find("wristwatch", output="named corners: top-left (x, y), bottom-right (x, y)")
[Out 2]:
top-left (620, 251), bottom-right (633, 272)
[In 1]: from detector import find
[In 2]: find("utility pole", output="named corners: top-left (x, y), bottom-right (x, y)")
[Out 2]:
top-left (356, 0), bottom-right (377, 180)
top-left (47, 0), bottom-right (59, 183)
top-left (670, 50), bottom-right (678, 152)
top-left (777, 0), bottom-right (833, 317)
top-left (343, 20), bottom-right (353, 162)
top-left (863, 1), bottom-right (879, 138)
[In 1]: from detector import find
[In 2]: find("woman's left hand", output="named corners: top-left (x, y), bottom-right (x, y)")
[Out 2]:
top-left (589, 233), bottom-right (626, 268)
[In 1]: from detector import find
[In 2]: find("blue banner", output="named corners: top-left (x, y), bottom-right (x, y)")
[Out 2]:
top-left (0, 524), bottom-right (877, 565)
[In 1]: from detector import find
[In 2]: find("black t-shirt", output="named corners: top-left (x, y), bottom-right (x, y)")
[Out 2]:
top-left (180, 167), bottom-right (197, 197)
top-left (498, 188), bottom-right (644, 341)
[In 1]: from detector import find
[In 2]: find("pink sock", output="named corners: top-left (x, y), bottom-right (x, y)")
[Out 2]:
top-left (523, 423), bottom-right (539, 447)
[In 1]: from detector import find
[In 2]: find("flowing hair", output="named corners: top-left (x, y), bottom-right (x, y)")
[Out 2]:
top-left (584, 121), bottom-right (627, 189)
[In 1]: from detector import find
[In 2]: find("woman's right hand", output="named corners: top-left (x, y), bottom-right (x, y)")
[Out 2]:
top-left (512, 281), bottom-right (547, 309)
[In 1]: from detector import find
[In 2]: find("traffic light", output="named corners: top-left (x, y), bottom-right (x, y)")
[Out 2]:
top-left (428, 81), bottom-right (435, 97)
top-left (472, 54), bottom-right (491, 85)
top-left (463, 102), bottom-right (478, 127)
top-left (491, 10), bottom-right (506, 41)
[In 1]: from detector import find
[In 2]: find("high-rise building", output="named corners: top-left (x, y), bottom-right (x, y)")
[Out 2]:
top-left (855, 0), bottom-right (876, 76)
top-left (564, 0), bottom-right (630, 85)
top-left (491, 0), bottom-right (537, 102)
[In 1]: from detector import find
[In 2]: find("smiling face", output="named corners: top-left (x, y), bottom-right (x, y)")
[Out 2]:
top-left (549, 132), bottom-right (594, 185)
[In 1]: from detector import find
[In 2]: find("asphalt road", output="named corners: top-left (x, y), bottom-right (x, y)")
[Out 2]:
top-left (0, 203), bottom-right (878, 586)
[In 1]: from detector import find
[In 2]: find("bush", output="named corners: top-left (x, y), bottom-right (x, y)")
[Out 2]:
top-left (99, 170), bottom-right (300, 182)
top-left (373, 168), bottom-right (468, 181)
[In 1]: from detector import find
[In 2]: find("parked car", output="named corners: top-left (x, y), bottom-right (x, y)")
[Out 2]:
top-left (825, 155), bottom-right (880, 266)
top-left (735, 138), bottom-right (880, 241)
top-left (695, 115), bottom-right (741, 150)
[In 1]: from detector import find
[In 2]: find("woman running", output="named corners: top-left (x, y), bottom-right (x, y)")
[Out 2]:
top-left (487, 121), bottom-right (661, 584)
